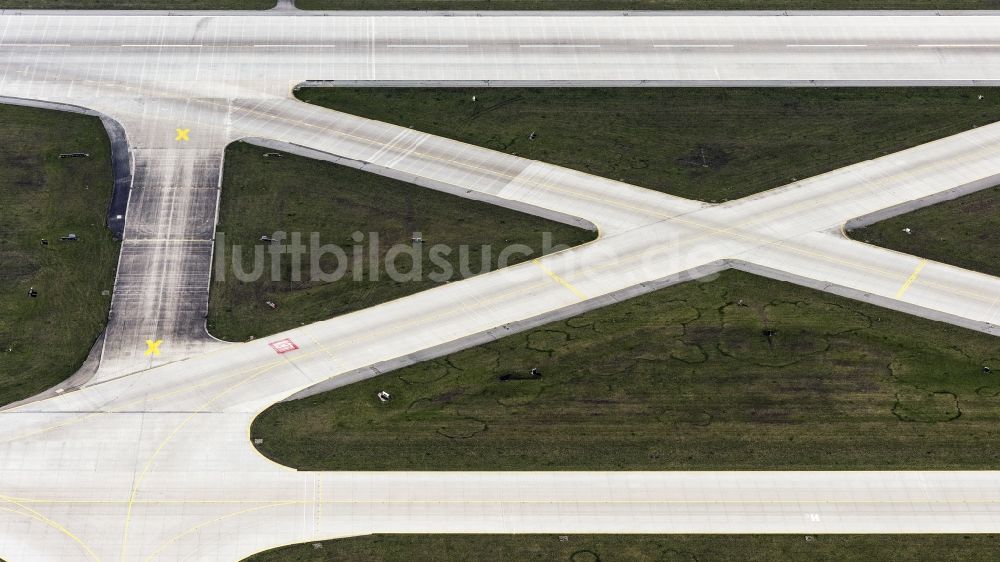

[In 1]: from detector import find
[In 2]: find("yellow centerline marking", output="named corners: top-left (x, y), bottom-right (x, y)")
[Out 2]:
top-left (117, 360), bottom-right (287, 561)
top-left (896, 259), bottom-right (929, 299)
top-left (532, 259), bottom-right (587, 300)
top-left (142, 501), bottom-right (301, 562)
top-left (0, 505), bottom-right (101, 562)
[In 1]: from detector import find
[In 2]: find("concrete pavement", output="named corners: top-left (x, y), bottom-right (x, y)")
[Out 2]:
top-left (0, 10), bottom-right (999, 562)
top-left (3, 13), bottom-right (1000, 92)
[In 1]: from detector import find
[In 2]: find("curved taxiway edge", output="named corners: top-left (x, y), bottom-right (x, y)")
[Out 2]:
top-left (0, 96), bottom-right (132, 238)
top-left (0, 97), bottom-right (132, 411)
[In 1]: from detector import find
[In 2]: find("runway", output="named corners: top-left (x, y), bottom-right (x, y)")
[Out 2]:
top-left (0, 9), bottom-right (999, 561)
top-left (2, 12), bottom-right (1000, 92)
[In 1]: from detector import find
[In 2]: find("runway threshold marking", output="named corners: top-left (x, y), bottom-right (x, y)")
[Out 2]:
top-left (532, 259), bottom-right (587, 300)
top-left (896, 259), bottom-right (928, 299)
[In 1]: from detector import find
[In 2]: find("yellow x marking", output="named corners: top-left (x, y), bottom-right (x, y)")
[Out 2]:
top-left (144, 339), bottom-right (163, 356)
top-left (174, 128), bottom-right (190, 141)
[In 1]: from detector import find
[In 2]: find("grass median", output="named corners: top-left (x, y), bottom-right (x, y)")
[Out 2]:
top-left (207, 142), bottom-right (596, 342)
top-left (245, 534), bottom-right (1000, 562)
top-left (296, 87), bottom-right (1000, 202)
top-left (0, 104), bottom-right (119, 407)
top-left (848, 185), bottom-right (999, 278)
top-left (252, 268), bottom-right (999, 471)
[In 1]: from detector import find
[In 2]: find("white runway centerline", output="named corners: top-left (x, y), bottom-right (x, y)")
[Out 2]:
top-left (121, 44), bottom-right (203, 48)
top-left (387, 44), bottom-right (468, 48)
top-left (253, 44), bottom-right (337, 48)
top-left (0, 43), bottom-right (70, 47)
top-left (786, 44), bottom-right (869, 48)
top-left (653, 44), bottom-right (735, 48)
top-left (519, 44), bottom-right (602, 48)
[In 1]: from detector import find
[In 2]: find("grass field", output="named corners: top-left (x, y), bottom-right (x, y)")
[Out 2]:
top-left (0, 104), bottom-right (119, 407)
top-left (3, 0), bottom-right (275, 8)
top-left (253, 268), bottom-right (1000, 471)
top-left (208, 142), bottom-right (595, 342)
top-left (849, 186), bottom-right (999, 278)
top-left (298, 0), bottom-right (1000, 10)
top-left (245, 534), bottom-right (1000, 562)
top-left (296, 87), bottom-right (1000, 203)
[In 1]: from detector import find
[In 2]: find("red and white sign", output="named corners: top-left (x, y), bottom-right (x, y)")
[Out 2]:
top-left (269, 338), bottom-right (299, 354)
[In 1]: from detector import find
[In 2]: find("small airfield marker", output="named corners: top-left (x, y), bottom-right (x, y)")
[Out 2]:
top-left (269, 338), bottom-right (299, 354)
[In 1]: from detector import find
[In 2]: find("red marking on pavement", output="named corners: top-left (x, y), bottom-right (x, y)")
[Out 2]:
top-left (269, 338), bottom-right (299, 354)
